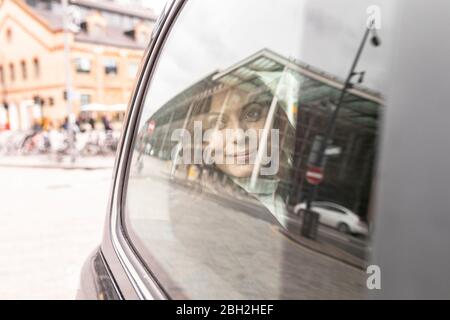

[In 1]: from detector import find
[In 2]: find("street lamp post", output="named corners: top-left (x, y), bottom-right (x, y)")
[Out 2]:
top-left (316, 25), bottom-right (379, 172)
top-left (62, 0), bottom-right (76, 162)
top-left (302, 21), bottom-right (380, 237)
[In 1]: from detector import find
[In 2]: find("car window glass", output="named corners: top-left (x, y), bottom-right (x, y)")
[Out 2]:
top-left (124, 0), bottom-right (394, 299)
top-left (315, 203), bottom-right (344, 213)
top-left (332, 206), bottom-right (346, 214)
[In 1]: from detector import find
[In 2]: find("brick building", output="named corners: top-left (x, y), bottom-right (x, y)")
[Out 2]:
top-left (0, 0), bottom-right (157, 130)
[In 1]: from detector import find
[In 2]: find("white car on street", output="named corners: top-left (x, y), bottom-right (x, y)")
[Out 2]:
top-left (294, 201), bottom-right (369, 236)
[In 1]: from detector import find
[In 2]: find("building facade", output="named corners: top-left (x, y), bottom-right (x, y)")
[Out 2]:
top-left (0, 0), bottom-right (156, 130)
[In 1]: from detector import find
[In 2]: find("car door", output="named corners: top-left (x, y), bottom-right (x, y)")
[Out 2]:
top-left (330, 206), bottom-right (349, 229)
top-left (327, 208), bottom-right (344, 229)
top-left (101, 0), bottom-right (399, 299)
top-left (370, 0), bottom-right (450, 299)
top-left (313, 204), bottom-right (335, 227)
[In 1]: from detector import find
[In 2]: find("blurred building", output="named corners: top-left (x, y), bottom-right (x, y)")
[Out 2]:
top-left (0, 0), bottom-right (157, 130)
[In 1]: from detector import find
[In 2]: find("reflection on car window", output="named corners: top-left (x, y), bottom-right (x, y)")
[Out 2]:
top-left (125, 0), bottom-right (392, 299)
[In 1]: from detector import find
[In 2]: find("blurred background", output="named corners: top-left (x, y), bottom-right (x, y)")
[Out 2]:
top-left (0, 0), bottom-right (164, 299)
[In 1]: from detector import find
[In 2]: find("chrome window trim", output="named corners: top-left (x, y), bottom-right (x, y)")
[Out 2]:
top-left (98, 249), bottom-right (124, 300)
top-left (107, 0), bottom-right (187, 300)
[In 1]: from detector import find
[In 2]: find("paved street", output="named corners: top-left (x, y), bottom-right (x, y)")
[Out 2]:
top-left (126, 156), bottom-right (367, 299)
top-left (0, 165), bottom-right (113, 299)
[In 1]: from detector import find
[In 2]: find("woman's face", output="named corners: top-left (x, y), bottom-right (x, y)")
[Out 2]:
top-left (204, 88), bottom-right (270, 178)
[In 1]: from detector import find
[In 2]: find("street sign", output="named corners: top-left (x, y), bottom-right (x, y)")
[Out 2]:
top-left (306, 166), bottom-right (324, 185)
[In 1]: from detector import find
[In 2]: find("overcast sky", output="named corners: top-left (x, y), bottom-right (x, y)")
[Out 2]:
top-left (139, 0), bottom-right (397, 127)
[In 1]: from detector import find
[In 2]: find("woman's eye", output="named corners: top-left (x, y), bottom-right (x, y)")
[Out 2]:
top-left (243, 104), bottom-right (264, 122)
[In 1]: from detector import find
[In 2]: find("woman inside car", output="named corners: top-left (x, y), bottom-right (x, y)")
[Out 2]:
top-left (178, 74), bottom-right (297, 228)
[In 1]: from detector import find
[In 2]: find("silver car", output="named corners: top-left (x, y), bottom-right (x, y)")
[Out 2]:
top-left (294, 201), bottom-right (369, 235)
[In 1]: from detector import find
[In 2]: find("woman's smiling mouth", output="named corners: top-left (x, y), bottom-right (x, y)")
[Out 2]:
top-left (225, 148), bottom-right (258, 164)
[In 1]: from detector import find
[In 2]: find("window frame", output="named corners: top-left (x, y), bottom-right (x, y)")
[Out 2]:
top-left (9, 63), bottom-right (15, 82)
top-left (127, 62), bottom-right (139, 79)
top-left (109, 0), bottom-right (384, 300)
top-left (104, 0), bottom-right (183, 300)
top-left (75, 57), bottom-right (92, 74)
top-left (33, 58), bottom-right (40, 79)
top-left (20, 60), bottom-right (27, 80)
top-left (6, 28), bottom-right (12, 43)
top-left (80, 94), bottom-right (91, 106)
top-left (104, 59), bottom-right (118, 76)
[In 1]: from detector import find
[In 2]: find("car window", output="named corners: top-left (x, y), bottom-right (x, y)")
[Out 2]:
top-left (124, 0), bottom-right (394, 299)
top-left (329, 205), bottom-right (347, 214)
top-left (313, 203), bottom-right (346, 214)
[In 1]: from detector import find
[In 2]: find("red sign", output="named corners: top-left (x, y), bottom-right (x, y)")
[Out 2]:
top-left (306, 166), bottom-right (324, 185)
top-left (147, 120), bottom-right (156, 135)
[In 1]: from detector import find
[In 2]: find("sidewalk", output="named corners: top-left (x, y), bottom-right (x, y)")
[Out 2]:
top-left (277, 226), bottom-right (366, 270)
top-left (0, 154), bottom-right (115, 170)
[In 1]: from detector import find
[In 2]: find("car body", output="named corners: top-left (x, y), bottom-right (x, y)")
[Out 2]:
top-left (294, 201), bottom-right (369, 236)
top-left (77, 0), bottom-right (450, 300)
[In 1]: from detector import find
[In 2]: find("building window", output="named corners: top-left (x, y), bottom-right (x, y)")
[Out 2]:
top-left (104, 59), bottom-right (118, 75)
top-left (0, 66), bottom-right (4, 84)
top-left (33, 95), bottom-right (44, 106)
top-left (90, 23), bottom-right (104, 37)
top-left (123, 15), bottom-right (133, 29)
top-left (9, 63), bottom-right (15, 82)
top-left (75, 57), bottom-right (91, 73)
top-left (21, 60), bottom-right (27, 80)
top-left (136, 30), bottom-right (149, 45)
top-left (108, 13), bottom-right (122, 27)
top-left (25, 0), bottom-right (38, 7)
top-left (80, 94), bottom-right (91, 106)
top-left (127, 62), bottom-right (138, 78)
top-left (6, 28), bottom-right (12, 43)
top-left (48, 97), bottom-right (54, 106)
top-left (33, 58), bottom-right (40, 78)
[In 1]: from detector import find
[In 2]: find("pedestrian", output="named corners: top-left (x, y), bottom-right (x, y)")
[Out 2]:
top-left (101, 115), bottom-right (112, 132)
